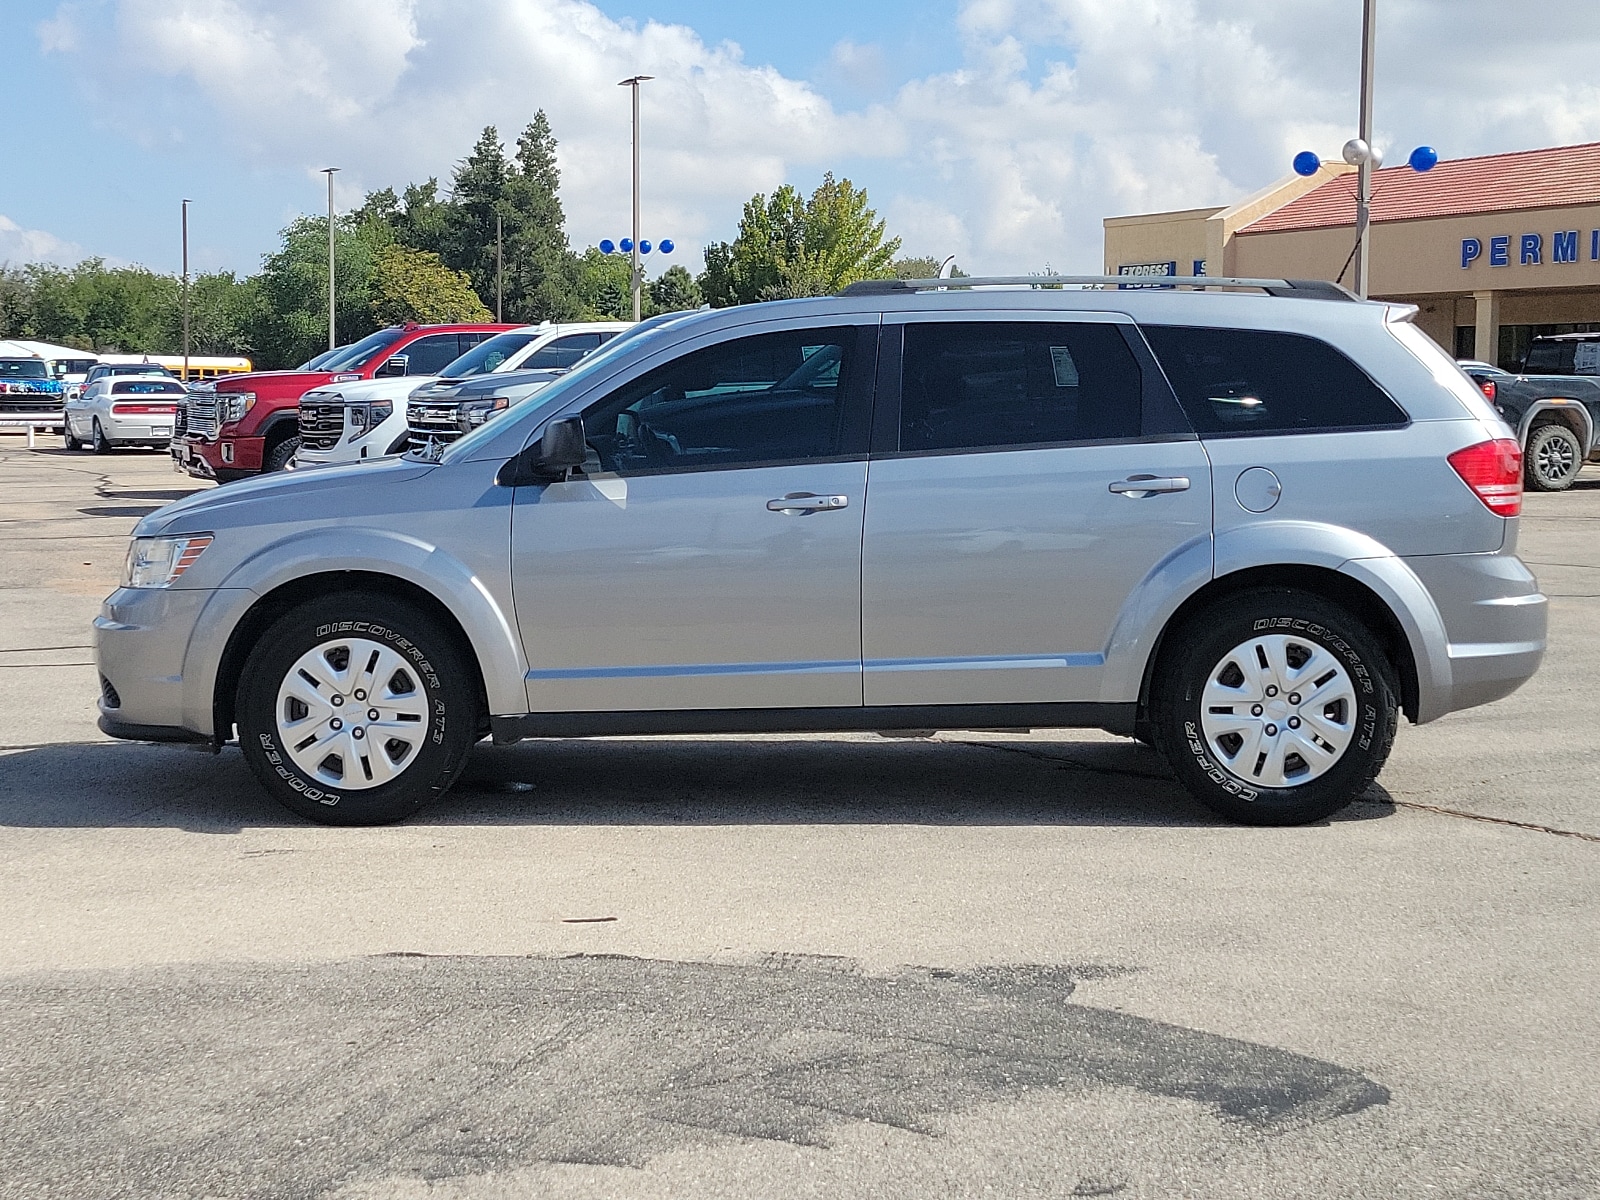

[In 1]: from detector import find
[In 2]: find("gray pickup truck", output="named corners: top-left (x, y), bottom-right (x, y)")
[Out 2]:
top-left (1459, 335), bottom-right (1600, 491)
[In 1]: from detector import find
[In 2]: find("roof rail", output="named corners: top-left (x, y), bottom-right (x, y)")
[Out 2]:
top-left (839, 275), bottom-right (1359, 302)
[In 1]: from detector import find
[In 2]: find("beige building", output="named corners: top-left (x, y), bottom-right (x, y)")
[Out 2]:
top-left (1104, 142), bottom-right (1600, 367)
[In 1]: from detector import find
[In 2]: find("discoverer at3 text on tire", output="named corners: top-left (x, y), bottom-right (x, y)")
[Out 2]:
top-left (1150, 589), bottom-right (1400, 826)
top-left (235, 592), bottom-right (478, 825)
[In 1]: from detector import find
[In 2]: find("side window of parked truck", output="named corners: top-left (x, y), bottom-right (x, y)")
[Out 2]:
top-left (1142, 325), bottom-right (1408, 435)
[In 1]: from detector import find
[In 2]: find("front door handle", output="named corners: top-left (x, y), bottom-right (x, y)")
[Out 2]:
top-left (1109, 475), bottom-right (1190, 497)
top-left (767, 492), bottom-right (850, 513)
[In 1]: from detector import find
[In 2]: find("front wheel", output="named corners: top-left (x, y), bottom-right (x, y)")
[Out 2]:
top-left (64, 424), bottom-right (83, 451)
top-left (1525, 423), bottom-right (1583, 492)
top-left (264, 435), bottom-right (299, 473)
top-left (1150, 590), bottom-right (1399, 825)
top-left (236, 593), bottom-right (480, 824)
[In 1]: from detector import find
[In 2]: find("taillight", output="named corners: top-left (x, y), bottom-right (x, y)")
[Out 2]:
top-left (112, 403), bottom-right (178, 415)
top-left (1478, 378), bottom-right (1496, 402)
top-left (1448, 438), bottom-right (1522, 517)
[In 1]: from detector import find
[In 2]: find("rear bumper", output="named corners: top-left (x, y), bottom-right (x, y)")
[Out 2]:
top-left (1403, 550), bottom-right (1548, 719)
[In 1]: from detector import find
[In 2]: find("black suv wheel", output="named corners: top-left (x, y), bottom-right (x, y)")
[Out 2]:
top-left (1150, 589), bottom-right (1398, 825)
top-left (236, 592), bottom-right (479, 825)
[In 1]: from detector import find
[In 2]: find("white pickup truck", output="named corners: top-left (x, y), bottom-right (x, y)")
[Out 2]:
top-left (294, 321), bottom-right (627, 468)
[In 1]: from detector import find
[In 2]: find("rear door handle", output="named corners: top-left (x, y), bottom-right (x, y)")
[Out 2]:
top-left (767, 492), bottom-right (850, 513)
top-left (1108, 475), bottom-right (1190, 496)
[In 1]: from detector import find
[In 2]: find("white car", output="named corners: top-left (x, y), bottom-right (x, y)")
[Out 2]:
top-left (294, 321), bottom-right (628, 468)
top-left (64, 373), bottom-right (185, 453)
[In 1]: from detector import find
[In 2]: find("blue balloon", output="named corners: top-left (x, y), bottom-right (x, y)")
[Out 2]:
top-left (640, 240), bottom-right (652, 255)
top-left (598, 239), bottom-right (615, 255)
top-left (659, 239), bottom-right (674, 255)
top-left (1408, 145), bottom-right (1438, 172)
top-left (1292, 150), bottom-right (1321, 177)
top-left (620, 238), bottom-right (633, 253)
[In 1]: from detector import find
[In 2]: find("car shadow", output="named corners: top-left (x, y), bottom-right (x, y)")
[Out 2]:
top-left (0, 736), bottom-right (1397, 833)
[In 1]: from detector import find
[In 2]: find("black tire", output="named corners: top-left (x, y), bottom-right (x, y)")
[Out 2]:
top-left (64, 425), bottom-right (83, 451)
top-left (1524, 422), bottom-right (1583, 492)
top-left (1150, 589), bottom-right (1399, 826)
top-left (91, 419), bottom-right (113, 455)
top-left (264, 435), bottom-right (299, 473)
top-left (236, 592), bottom-right (480, 825)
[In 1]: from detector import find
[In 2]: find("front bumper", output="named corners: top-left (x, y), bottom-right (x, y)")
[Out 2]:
top-left (171, 435), bottom-right (253, 483)
top-left (95, 586), bottom-right (252, 741)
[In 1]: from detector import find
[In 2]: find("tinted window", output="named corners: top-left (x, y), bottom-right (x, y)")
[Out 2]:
top-left (1143, 326), bottom-right (1406, 435)
top-left (112, 380), bottom-right (184, 395)
top-left (525, 333), bottom-right (604, 370)
top-left (323, 328), bottom-right (406, 371)
top-left (899, 322), bottom-right (1142, 452)
top-left (582, 326), bottom-right (869, 474)
top-left (397, 334), bottom-right (466, 376)
top-left (441, 331), bottom-right (539, 378)
top-left (0, 359), bottom-right (48, 379)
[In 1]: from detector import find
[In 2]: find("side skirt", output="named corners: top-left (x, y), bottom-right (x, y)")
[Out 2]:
top-left (489, 702), bottom-right (1137, 744)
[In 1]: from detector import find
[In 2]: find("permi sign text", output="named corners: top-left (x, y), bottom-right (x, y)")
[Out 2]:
top-left (1462, 230), bottom-right (1600, 269)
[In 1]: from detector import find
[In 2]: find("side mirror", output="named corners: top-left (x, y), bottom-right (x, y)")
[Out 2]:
top-left (496, 416), bottom-right (587, 487)
top-left (378, 354), bottom-right (410, 377)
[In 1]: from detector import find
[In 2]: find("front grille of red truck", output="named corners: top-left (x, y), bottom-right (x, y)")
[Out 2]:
top-left (185, 394), bottom-right (219, 439)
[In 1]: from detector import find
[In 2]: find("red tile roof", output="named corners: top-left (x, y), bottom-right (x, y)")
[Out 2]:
top-left (1241, 141), bottom-right (1600, 233)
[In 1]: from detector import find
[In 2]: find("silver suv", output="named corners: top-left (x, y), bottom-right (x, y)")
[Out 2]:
top-left (95, 276), bottom-right (1546, 827)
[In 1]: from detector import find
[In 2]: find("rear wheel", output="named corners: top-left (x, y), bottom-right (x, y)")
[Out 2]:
top-left (264, 435), bottom-right (299, 473)
top-left (91, 419), bottom-right (113, 455)
top-left (1525, 423), bottom-right (1582, 492)
top-left (236, 592), bottom-right (480, 825)
top-left (1150, 589), bottom-right (1398, 825)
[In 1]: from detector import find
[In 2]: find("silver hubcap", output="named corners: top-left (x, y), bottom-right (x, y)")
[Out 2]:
top-left (1199, 633), bottom-right (1357, 789)
top-left (275, 636), bottom-right (430, 789)
top-left (1536, 432), bottom-right (1576, 481)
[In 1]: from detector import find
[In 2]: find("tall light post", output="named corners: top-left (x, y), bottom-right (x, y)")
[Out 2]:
top-left (618, 74), bottom-right (653, 322)
top-left (496, 209), bottom-right (504, 322)
top-left (321, 167), bottom-right (339, 350)
top-left (180, 199), bottom-right (191, 383)
top-left (1353, 0), bottom-right (1377, 299)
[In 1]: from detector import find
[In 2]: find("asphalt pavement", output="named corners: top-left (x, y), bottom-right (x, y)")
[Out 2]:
top-left (1, 439), bottom-right (1597, 1199)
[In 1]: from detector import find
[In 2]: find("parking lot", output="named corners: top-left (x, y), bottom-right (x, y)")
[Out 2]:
top-left (1, 438), bottom-right (1597, 1198)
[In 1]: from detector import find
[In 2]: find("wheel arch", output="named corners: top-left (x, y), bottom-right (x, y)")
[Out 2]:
top-left (1518, 399), bottom-right (1594, 456)
top-left (1137, 564), bottom-right (1426, 727)
top-left (211, 569), bottom-right (494, 745)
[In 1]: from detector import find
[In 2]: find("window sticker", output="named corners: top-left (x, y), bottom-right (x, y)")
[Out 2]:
top-left (1050, 346), bottom-right (1080, 388)
top-left (1574, 342), bottom-right (1600, 375)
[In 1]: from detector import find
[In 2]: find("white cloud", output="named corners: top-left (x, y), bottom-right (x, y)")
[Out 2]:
top-left (36, 0), bottom-right (1600, 275)
top-left (0, 215), bottom-right (85, 266)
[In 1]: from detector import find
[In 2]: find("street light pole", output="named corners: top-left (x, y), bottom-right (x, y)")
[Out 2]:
top-left (618, 74), bottom-right (653, 322)
top-left (180, 199), bottom-right (191, 383)
top-left (1354, 0), bottom-right (1377, 299)
top-left (496, 210), bottom-right (504, 322)
top-left (321, 167), bottom-right (340, 350)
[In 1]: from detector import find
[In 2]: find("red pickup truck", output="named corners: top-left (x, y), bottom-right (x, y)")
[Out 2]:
top-left (171, 322), bottom-right (516, 482)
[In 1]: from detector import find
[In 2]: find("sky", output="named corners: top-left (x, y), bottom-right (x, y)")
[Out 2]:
top-left (4, 0), bottom-right (1600, 281)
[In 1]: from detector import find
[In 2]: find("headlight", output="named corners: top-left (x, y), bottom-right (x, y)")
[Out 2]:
top-left (219, 392), bottom-right (257, 424)
top-left (349, 400), bottom-right (394, 435)
top-left (121, 534), bottom-right (213, 589)
top-left (456, 396), bottom-right (511, 432)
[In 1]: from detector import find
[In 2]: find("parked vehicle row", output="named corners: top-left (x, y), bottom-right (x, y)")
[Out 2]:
top-left (98, 278), bottom-right (1547, 831)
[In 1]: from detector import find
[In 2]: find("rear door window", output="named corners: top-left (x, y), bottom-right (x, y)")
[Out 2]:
top-left (397, 334), bottom-right (466, 376)
top-left (524, 333), bottom-right (604, 370)
top-left (897, 321), bottom-right (1143, 453)
top-left (1142, 325), bottom-right (1407, 435)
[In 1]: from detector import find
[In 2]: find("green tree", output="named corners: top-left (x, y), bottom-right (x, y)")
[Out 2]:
top-left (699, 174), bottom-right (900, 306)
top-left (648, 264), bottom-right (702, 312)
top-left (369, 245), bottom-right (491, 325)
top-left (247, 215), bottom-right (386, 369)
top-left (575, 246), bottom-right (635, 321)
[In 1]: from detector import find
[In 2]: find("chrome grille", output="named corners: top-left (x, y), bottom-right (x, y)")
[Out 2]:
top-left (186, 394), bottom-right (219, 439)
top-left (298, 402), bottom-right (345, 451)
top-left (407, 399), bottom-right (463, 454)
top-left (173, 398), bottom-right (188, 439)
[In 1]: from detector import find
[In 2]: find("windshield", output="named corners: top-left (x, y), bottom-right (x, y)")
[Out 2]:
top-left (299, 347), bottom-right (346, 370)
top-left (440, 330), bottom-right (539, 379)
top-left (0, 359), bottom-right (49, 379)
top-left (111, 365), bottom-right (172, 376)
top-left (320, 328), bottom-right (406, 372)
top-left (426, 310), bottom-right (703, 463)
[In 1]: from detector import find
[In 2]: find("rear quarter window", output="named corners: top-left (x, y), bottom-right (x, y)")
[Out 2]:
top-left (1142, 325), bottom-right (1407, 435)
